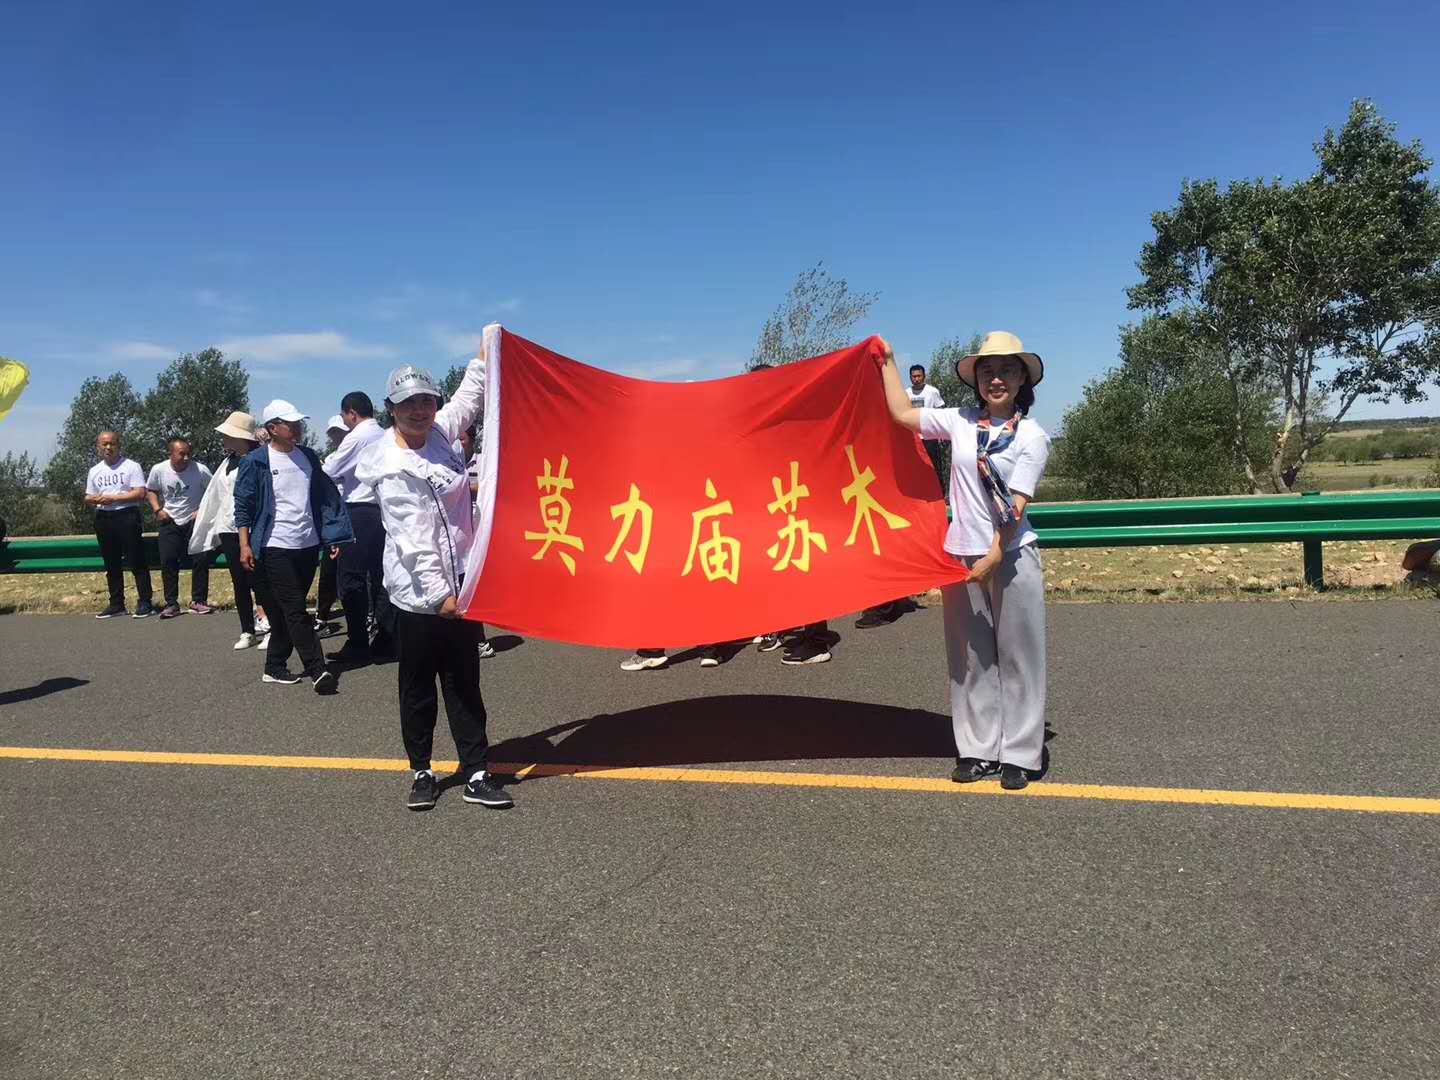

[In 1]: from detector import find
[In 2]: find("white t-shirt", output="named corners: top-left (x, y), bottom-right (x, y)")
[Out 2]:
top-left (146, 460), bottom-right (212, 525)
top-left (907, 383), bottom-right (945, 411)
top-left (918, 407), bottom-right (1049, 556)
top-left (267, 448), bottom-right (320, 550)
top-left (86, 457), bottom-right (147, 511)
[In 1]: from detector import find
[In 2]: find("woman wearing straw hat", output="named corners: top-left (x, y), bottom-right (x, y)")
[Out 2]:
top-left (189, 411), bottom-right (275, 650)
top-left (879, 331), bottom-right (1051, 790)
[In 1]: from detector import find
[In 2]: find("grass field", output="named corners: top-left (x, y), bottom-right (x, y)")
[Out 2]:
top-left (4, 537), bottom-right (1436, 616)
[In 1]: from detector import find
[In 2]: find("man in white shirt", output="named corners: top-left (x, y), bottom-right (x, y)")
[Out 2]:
top-left (908, 364), bottom-right (948, 495)
top-left (85, 430), bottom-right (155, 619)
top-left (322, 390), bottom-right (395, 664)
top-left (146, 436), bottom-right (214, 619)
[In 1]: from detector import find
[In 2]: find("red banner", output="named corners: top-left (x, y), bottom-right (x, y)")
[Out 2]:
top-left (460, 327), bottom-right (968, 648)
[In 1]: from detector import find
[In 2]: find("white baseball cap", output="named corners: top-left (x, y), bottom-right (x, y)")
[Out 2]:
top-left (326, 414), bottom-right (347, 435)
top-left (260, 399), bottom-right (309, 424)
top-left (386, 364), bottom-right (443, 405)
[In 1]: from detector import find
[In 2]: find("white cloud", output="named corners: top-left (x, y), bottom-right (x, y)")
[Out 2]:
top-left (109, 341), bottom-right (178, 362)
top-left (216, 331), bottom-right (397, 364)
top-left (427, 325), bottom-right (489, 359)
top-left (192, 288), bottom-right (251, 316)
top-left (617, 355), bottom-right (743, 381)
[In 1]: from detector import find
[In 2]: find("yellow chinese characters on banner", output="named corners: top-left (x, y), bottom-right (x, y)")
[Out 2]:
top-left (522, 447), bottom-right (910, 580)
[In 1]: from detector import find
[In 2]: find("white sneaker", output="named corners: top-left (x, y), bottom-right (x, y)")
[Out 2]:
top-left (620, 651), bottom-right (668, 671)
top-left (699, 646), bottom-right (720, 668)
top-left (233, 632), bottom-right (259, 650)
top-left (478, 639), bottom-right (496, 659)
top-left (254, 616), bottom-right (270, 634)
top-left (256, 633), bottom-right (270, 650)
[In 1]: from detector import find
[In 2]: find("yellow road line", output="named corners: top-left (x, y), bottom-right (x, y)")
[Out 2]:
top-left (2, 745), bottom-right (1437, 815)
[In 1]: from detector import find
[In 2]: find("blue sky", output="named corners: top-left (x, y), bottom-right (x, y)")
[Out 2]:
top-left (4, 0), bottom-right (1439, 465)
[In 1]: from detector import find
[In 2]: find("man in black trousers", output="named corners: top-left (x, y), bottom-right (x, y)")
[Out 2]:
top-left (86, 430), bottom-right (155, 619)
top-left (322, 390), bottom-right (395, 664)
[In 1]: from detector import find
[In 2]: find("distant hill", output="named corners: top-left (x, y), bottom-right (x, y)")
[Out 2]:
top-left (1330, 416), bottom-right (1439, 433)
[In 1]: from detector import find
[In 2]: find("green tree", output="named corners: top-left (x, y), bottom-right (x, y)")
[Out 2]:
top-left (0, 451), bottom-right (46, 538)
top-left (1052, 316), bottom-right (1274, 499)
top-left (44, 373), bottom-right (143, 531)
top-left (748, 263), bottom-right (879, 369)
top-left (132, 348), bottom-right (249, 470)
top-left (1129, 100), bottom-right (1440, 492)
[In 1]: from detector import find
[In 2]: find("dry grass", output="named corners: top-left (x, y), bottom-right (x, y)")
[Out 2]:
top-left (3, 541), bottom-right (1437, 615)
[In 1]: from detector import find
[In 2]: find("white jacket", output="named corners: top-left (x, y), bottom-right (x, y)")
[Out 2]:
top-left (188, 456), bottom-right (242, 554)
top-left (354, 354), bottom-right (486, 614)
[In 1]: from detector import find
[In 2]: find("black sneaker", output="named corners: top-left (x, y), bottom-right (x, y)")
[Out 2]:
top-left (312, 670), bottom-right (338, 695)
top-left (951, 757), bottom-right (998, 783)
top-left (780, 637), bottom-right (831, 665)
top-left (315, 619), bottom-right (343, 639)
top-left (407, 770), bottom-right (438, 811)
top-left (854, 603), bottom-right (900, 629)
top-left (462, 772), bottom-right (514, 809)
top-left (95, 603), bottom-right (126, 619)
top-left (756, 633), bottom-right (782, 653)
top-left (262, 669), bottom-right (303, 685)
top-left (132, 600), bottom-right (156, 619)
top-left (1000, 764), bottom-right (1030, 790)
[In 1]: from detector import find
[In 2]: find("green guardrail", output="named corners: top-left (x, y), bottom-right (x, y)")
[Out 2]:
top-left (2, 491), bottom-right (1437, 588)
top-left (1026, 490), bottom-right (1440, 587)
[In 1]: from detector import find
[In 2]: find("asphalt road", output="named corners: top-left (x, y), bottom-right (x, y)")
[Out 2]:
top-left (3, 600), bottom-right (1438, 1079)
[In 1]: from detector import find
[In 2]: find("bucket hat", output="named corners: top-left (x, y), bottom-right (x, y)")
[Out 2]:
top-left (956, 331), bottom-right (1044, 390)
top-left (215, 411), bottom-right (261, 441)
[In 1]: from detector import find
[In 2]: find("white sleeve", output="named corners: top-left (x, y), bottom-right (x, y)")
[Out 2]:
top-left (146, 464), bottom-right (163, 492)
top-left (377, 475), bottom-right (455, 610)
top-left (927, 386), bottom-right (945, 408)
top-left (1007, 430), bottom-right (1050, 499)
top-left (918, 408), bottom-right (959, 443)
top-left (84, 466), bottom-right (99, 497)
top-left (128, 461), bottom-right (147, 490)
top-left (434, 353), bottom-right (487, 444)
top-left (323, 428), bottom-right (361, 481)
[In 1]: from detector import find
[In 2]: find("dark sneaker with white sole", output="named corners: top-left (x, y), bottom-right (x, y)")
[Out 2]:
top-left (407, 770), bottom-right (438, 811)
top-left (262, 669), bottom-right (303, 685)
top-left (780, 638), bottom-right (831, 665)
top-left (1000, 764), bottom-right (1030, 790)
top-left (132, 600), bottom-right (156, 619)
top-left (951, 757), bottom-right (998, 783)
top-left (312, 670), bottom-right (337, 695)
top-left (462, 772), bottom-right (514, 808)
top-left (95, 603), bottom-right (126, 619)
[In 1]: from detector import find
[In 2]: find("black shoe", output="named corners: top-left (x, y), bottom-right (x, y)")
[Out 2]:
top-left (328, 644), bottom-right (372, 666)
top-left (950, 757), bottom-right (998, 783)
top-left (95, 603), bottom-right (126, 619)
top-left (315, 620), bottom-right (344, 640)
top-left (1000, 764), bottom-right (1029, 790)
top-left (855, 603), bottom-right (899, 629)
top-left (780, 637), bottom-right (831, 665)
top-left (756, 633), bottom-right (782, 653)
top-left (312, 670), bottom-right (338, 695)
top-left (407, 770), bottom-right (438, 811)
top-left (462, 771), bottom-right (514, 809)
top-left (262, 669), bottom-right (303, 685)
top-left (132, 600), bottom-right (155, 619)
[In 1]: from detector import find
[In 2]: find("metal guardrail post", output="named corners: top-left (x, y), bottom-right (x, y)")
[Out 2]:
top-left (1301, 491), bottom-right (1324, 589)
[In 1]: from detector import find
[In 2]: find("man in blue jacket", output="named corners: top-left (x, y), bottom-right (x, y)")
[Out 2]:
top-left (235, 400), bottom-right (355, 693)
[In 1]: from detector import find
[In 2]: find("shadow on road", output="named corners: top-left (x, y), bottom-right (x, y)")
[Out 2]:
top-left (489, 694), bottom-right (955, 777)
top-left (0, 677), bottom-right (90, 707)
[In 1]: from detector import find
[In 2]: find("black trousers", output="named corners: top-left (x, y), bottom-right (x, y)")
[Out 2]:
top-left (256, 545), bottom-right (324, 677)
top-left (317, 549), bottom-right (338, 619)
top-left (923, 439), bottom-right (946, 496)
top-left (94, 507), bottom-right (152, 607)
top-left (157, 518), bottom-right (209, 606)
top-left (395, 610), bottom-right (489, 775)
top-left (339, 503), bottom-right (394, 650)
top-left (218, 532), bottom-right (270, 635)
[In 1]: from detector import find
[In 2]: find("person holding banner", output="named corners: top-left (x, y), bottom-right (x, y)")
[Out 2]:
top-left (880, 332), bottom-right (1050, 791)
top-left (355, 355), bottom-right (513, 812)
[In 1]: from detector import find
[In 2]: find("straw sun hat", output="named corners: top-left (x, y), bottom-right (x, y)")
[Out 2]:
top-left (955, 331), bottom-right (1044, 390)
top-left (214, 410), bottom-right (261, 442)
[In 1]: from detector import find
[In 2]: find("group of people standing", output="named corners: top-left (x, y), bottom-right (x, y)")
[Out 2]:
top-left (83, 329), bottom-right (1051, 804)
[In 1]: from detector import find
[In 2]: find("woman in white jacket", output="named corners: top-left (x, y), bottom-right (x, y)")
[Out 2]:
top-left (189, 412), bottom-right (273, 650)
top-left (354, 350), bottom-right (513, 812)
